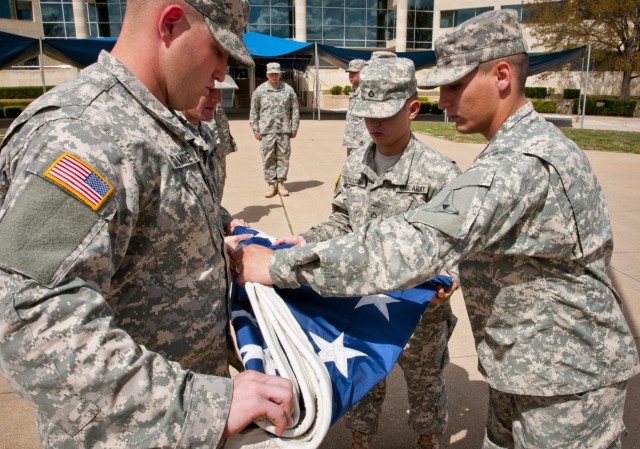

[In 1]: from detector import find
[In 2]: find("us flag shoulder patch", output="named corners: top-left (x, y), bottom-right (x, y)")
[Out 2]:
top-left (44, 153), bottom-right (113, 211)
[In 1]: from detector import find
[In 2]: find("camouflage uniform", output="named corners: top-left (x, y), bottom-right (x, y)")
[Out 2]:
top-left (249, 76), bottom-right (300, 184)
top-left (268, 101), bottom-right (640, 447)
top-left (302, 133), bottom-right (460, 436)
top-left (213, 103), bottom-right (238, 200)
top-left (342, 59), bottom-right (368, 155)
top-left (0, 51), bottom-right (234, 448)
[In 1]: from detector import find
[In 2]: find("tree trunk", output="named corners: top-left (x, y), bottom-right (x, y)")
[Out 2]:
top-left (621, 71), bottom-right (632, 100)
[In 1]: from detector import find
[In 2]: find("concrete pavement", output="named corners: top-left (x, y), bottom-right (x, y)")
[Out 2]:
top-left (1, 117), bottom-right (639, 448)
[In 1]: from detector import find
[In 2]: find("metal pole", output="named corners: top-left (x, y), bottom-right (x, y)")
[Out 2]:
top-left (580, 43), bottom-right (591, 129)
top-left (39, 38), bottom-right (46, 94)
top-left (314, 42), bottom-right (321, 120)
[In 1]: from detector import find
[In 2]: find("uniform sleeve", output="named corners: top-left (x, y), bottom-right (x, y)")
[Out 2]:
top-left (269, 157), bottom-right (552, 296)
top-left (290, 88), bottom-right (300, 135)
top-left (300, 177), bottom-right (353, 243)
top-left (249, 90), bottom-right (260, 135)
top-left (0, 122), bottom-right (232, 448)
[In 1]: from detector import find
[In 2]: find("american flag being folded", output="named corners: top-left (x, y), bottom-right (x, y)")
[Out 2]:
top-left (227, 227), bottom-right (451, 449)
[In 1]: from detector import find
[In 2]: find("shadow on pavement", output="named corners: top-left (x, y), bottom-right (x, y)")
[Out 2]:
top-left (233, 204), bottom-right (282, 223)
top-left (283, 180), bottom-right (323, 193)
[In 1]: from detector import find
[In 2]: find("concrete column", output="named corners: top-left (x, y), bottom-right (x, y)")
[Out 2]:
top-left (294, 0), bottom-right (307, 42)
top-left (396, 0), bottom-right (408, 52)
top-left (72, 0), bottom-right (89, 38)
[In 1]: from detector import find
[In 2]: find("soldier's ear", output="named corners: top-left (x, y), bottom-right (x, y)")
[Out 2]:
top-left (158, 5), bottom-right (186, 45)
top-left (407, 98), bottom-right (421, 120)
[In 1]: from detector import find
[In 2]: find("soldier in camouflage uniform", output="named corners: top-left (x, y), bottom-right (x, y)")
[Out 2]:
top-left (274, 57), bottom-right (461, 449)
top-left (180, 88), bottom-right (246, 234)
top-left (212, 73), bottom-right (239, 200)
top-left (0, 1), bottom-right (293, 448)
top-left (342, 59), bottom-right (368, 156)
top-left (250, 62), bottom-right (300, 198)
top-left (234, 9), bottom-right (640, 449)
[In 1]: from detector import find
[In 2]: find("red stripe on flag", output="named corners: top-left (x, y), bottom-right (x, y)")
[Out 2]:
top-left (48, 156), bottom-right (102, 205)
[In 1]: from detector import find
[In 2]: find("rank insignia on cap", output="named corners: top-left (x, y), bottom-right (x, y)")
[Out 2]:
top-left (368, 90), bottom-right (375, 97)
top-left (44, 153), bottom-right (113, 211)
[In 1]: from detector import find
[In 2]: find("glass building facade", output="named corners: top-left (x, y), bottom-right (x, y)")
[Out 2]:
top-left (247, 0), bottom-right (436, 49)
top-left (87, 0), bottom-right (125, 37)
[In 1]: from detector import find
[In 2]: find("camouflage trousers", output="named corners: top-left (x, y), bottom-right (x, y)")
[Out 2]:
top-left (260, 133), bottom-right (291, 184)
top-left (484, 381), bottom-right (628, 449)
top-left (344, 300), bottom-right (457, 435)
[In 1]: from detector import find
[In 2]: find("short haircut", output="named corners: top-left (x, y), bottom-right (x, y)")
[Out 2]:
top-left (479, 53), bottom-right (529, 94)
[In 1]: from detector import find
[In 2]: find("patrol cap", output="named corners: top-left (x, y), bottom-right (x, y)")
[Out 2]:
top-left (184, 0), bottom-right (254, 68)
top-left (369, 51), bottom-right (397, 61)
top-left (266, 62), bottom-right (283, 74)
top-left (215, 74), bottom-right (239, 90)
top-left (345, 59), bottom-right (366, 73)
top-left (419, 9), bottom-right (528, 89)
top-left (351, 57), bottom-right (417, 119)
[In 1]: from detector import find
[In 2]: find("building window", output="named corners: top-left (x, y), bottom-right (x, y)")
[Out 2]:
top-left (87, 0), bottom-right (126, 37)
top-left (407, 0), bottom-right (433, 49)
top-left (248, 0), bottom-right (294, 39)
top-left (501, 4), bottom-right (537, 21)
top-left (306, 0), bottom-right (385, 48)
top-left (440, 7), bottom-right (493, 29)
top-left (0, 0), bottom-right (32, 20)
top-left (41, 0), bottom-right (75, 38)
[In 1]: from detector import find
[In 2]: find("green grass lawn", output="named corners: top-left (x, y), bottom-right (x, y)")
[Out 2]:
top-left (411, 122), bottom-right (640, 154)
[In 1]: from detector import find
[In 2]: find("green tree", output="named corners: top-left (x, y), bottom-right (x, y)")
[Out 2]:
top-left (526, 0), bottom-right (640, 99)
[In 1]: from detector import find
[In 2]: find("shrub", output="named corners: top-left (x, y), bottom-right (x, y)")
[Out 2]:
top-left (417, 97), bottom-right (431, 114)
top-left (343, 85), bottom-right (351, 95)
top-left (531, 100), bottom-right (557, 114)
top-left (4, 107), bottom-right (23, 118)
top-left (430, 103), bottom-right (444, 115)
top-left (525, 86), bottom-right (548, 99)
top-left (0, 86), bottom-right (53, 99)
top-left (329, 85), bottom-right (343, 95)
top-left (563, 88), bottom-right (580, 99)
top-left (572, 97), bottom-right (637, 117)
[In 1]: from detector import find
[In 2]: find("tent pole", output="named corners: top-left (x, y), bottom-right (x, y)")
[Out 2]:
top-left (315, 42), bottom-right (320, 121)
top-left (580, 43), bottom-right (591, 130)
top-left (39, 37), bottom-right (46, 94)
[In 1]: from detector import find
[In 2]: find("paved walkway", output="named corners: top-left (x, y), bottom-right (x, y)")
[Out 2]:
top-left (1, 117), bottom-right (638, 448)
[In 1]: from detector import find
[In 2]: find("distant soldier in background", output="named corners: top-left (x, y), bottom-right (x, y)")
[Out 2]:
top-left (214, 73), bottom-right (239, 200)
top-left (342, 59), bottom-right (367, 156)
top-left (250, 62), bottom-right (300, 198)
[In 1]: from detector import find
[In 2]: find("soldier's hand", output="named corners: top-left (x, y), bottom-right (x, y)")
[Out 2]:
top-left (255, 134), bottom-right (262, 141)
top-left (432, 270), bottom-right (459, 304)
top-left (273, 234), bottom-right (306, 247)
top-left (222, 370), bottom-right (294, 438)
top-left (224, 234), bottom-right (251, 259)
top-left (231, 244), bottom-right (274, 285)
top-left (289, 133), bottom-right (297, 139)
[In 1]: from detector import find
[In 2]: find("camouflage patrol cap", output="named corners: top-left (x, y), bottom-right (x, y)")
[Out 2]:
top-left (369, 51), bottom-right (397, 61)
top-left (184, 0), bottom-right (254, 68)
top-left (419, 9), bottom-right (528, 88)
top-left (215, 74), bottom-right (239, 90)
top-left (351, 57), bottom-right (417, 119)
top-left (345, 59), bottom-right (366, 73)
top-left (266, 62), bottom-right (283, 73)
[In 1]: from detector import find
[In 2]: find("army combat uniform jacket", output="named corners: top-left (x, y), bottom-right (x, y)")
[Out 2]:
top-left (249, 81), bottom-right (300, 136)
top-left (342, 87), bottom-right (368, 150)
top-left (0, 52), bottom-right (232, 448)
top-left (268, 103), bottom-right (640, 396)
top-left (301, 134), bottom-right (460, 243)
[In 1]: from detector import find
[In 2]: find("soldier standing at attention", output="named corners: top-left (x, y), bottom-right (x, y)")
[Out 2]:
top-left (234, 9), bottom-right (640, 449)
top-left (273, 57), bottom-right (461, 449)
top-left (0, 1), bottom-right (293, 447)
top-left (342, 58), bottom-right (368, 157)
top-left (250, 62), bottom-right (300, 198)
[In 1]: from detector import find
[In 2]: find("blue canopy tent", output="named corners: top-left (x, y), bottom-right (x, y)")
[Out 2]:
top-left (43, 37), bottom-right (117, 69)
top-left (0, 31), bottom-right (40, 70)
top-left (0, 30), bottom-right (590, 119)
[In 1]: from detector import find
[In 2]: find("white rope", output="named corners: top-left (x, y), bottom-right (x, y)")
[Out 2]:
top-left (225, 283), bottom-right (332, 449)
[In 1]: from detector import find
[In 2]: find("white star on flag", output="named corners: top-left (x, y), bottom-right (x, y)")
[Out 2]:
top-left (355, 294), bottom-right (400, 321)
top-left (309, 332), bottom-right (367, 378)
